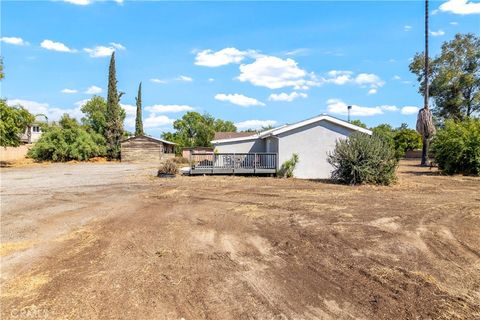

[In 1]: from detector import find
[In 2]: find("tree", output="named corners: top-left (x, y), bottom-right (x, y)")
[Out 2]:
top-left (104, 52), bottom-right (124, 160)
top-left (0, 57), bottom-right (4, 80)
top-left (161, 112), bottom-right (237, 148)
top-left (81, 96), bottom-right (126, 138)
top-left (0, 100), bottom-right (35, 147)
top-left (81, 96), bottom-right (107, 135)
top-left (394, 128), bottom-right (422, 155)
top-left (213, 119), bottom-right (236, 132)
top-left (350, 119), bottom-right (367, 129)
top-left (411, 0), bottom-right (436, 166)
top-left (372, 123), bottom-right (395, 149)
top-left (410, 33), bottom-right (480, 122)
top-left (135, 82), bottom-right (144, 136)
top-left (28, 114), bottom-right (106, 162)
top-left (372, 123), bottom-right (422, 158)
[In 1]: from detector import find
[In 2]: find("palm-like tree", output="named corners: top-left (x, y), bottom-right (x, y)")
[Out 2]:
top-left (416, 0), bottom-right (436, 166)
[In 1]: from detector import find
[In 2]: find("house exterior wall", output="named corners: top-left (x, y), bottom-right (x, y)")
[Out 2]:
top-left (277, 120), bottom-right (354, 179)
top-left (213, 138), bottom-right (265, 153)
top-left (121, 136), bottom-right (173, 162)
top-left (265, 136), bottom-right (278, 154)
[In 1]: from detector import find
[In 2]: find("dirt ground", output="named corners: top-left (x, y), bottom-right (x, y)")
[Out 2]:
top-left (1, 160), bottom-right (479, 319)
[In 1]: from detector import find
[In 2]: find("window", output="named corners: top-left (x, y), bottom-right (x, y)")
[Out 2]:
top-left (32, 126), bottom-right (41, 133)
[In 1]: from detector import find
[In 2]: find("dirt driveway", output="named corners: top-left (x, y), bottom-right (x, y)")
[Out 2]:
top-left (1, 161), bottom-right (479, 319)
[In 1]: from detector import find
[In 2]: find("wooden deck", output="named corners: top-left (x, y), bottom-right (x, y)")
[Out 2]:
top-left (189, 153), bottom-right (277, 175)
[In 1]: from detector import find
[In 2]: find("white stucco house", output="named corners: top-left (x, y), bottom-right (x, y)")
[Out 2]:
top-left (211, 114), bottom-right (372, 179)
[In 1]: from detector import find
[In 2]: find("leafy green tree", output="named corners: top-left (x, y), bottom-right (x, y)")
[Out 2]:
top-left (410, 33), bottom-right (480, 122)
top-left (350, 119), bottom-right (367, 128)
top-left (213, 119), bottom-right (236, 132)
top-left (372, 123), bottom-right (422, 158)
top-left (105, 52), bottom-right (124, 160)
top-left (81, 96), bottom-right (125, 138)
top-left (432, 118), bottom-right (480, 175)
top-left (372, 124), bottom-right (396, 150)
top-left (0, 100), bottom-right (35, 147)
top-left (135, 82), bottom-right (144, 136)
top-left (162, 112), bottom-right (237, 148)
top-left (28, 114), bottom-right (106, 161)
top-left (393, 128), bottom-right (422, 155)
top-left (0, 57), bottom-right (4, 80)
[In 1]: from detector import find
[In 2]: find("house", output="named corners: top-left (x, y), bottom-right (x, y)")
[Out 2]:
top-left (211, 114), bottom-right (372, 179)
top-left (20, 116), bottom-right (47, 144)
top-left (121, 135), bottom-right (176, 162)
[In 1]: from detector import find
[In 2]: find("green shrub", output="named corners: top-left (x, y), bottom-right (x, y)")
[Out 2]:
top-left (28, 123), bottom-right (106, 161)
top-left (432, 119), bottom-right (480, 175)
top-left (278, 153), bottom-right (299, 178)
top-left (328, 132), bottom-right (398, 185)
top-left (393, 128), bottom-right (422, 157)
top-left (157, 159), bottom-right (178, 176)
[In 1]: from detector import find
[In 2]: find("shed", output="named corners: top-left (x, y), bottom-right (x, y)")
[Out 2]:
top-left (181, 147), bottom-right (214, 159)
top-left (121, 135), bottom-right (175, 162)
top-left (211, 114), bottom-right (372, 179)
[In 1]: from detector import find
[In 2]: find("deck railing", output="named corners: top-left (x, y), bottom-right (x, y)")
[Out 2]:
top-left (190, 153), bottom-right (277, 174)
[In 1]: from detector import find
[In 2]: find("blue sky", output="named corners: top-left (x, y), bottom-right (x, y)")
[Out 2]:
top-left (1, 0), bottom-right (479, 136)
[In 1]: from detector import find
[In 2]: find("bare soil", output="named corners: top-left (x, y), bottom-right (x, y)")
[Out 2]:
top-left (1, 160), bottom-right (479, 319)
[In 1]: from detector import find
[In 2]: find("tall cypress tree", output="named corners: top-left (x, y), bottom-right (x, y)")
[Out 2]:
top-left (105, 52), bottom-right (124, 160)
top-left (135, 82), bottom-right (144, 136)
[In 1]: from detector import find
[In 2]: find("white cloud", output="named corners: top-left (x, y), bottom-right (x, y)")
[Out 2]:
top-left (235, 120), bottom-right (277, 130)
top-left (404, 25), bottom-right (413, 31)
top-left (7, 99), bottom-right (83, 121)
top-left (430, 30), bottom-right (446, 36)
top-left (393, 75), bottom-right (402, 80)
top-left (327, 99), bottom-right (383, 116)
top-left (208, 78), bottom-right (215, 82)
top-left (0, 36), bottom-right (27, 46)
top-left (84, 43), bottom-right (125, 58)
top-left (238, 56), bottom-right (318, 90)
top-left (120, 104), bottom-right (136, 116)
top-left (326, 99), bottom-right (404, 117)
top-left (120, 104), bottom-right (137, 128)
top-left (176, 75), bottom-right (193, 82)
top-left (439, 0), bottom-right (480, 15)
top-left (268, 92), bottom-right (307, 102)
top-left (380, 105), bottom-right (399, 112)
top-left (194, 47), bottom-right (256, 67)
top-left (74, 99), bottom-right (90, 107)
top-left (150, 78), bottom-right (167, 84)
top-left (320, 71), bottom-right (384, 93)
top-left (144, 114), bottom-right (175, 129)
top-left (85, 85), bottom-right (102, 94)
top-left (64, 0), bottom-right (92, 5)
top-left (145, 105), bottom-right (194, 113)
top-left (61, 88), bottom-right (78, 94)
top-left (41, 39), bottom-right (76, 53)
top-left (354, 73), bottom-right (385, 88)
top-left (401, 106), bottom-right (420, 115)
top-left (285, 48), bottom-right (310, 56)
top-left (110, 42), bottom-right (125, 50)
top-left (324, 70), bottom-right (353, 85)
top-left (215, 93), bottom-right (265, 107)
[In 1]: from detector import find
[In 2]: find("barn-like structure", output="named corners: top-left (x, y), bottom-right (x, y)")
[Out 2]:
top-left (121, 135), bottom-right (175, 162)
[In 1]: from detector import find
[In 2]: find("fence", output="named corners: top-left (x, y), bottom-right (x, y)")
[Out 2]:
top-left (190, 153), bottom-right (277, 175)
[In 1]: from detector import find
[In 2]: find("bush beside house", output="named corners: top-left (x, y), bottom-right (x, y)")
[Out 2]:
top-left (328, 133), bottom-right (398, 185)
top-left (432, 119), bottom-right (480, 176)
